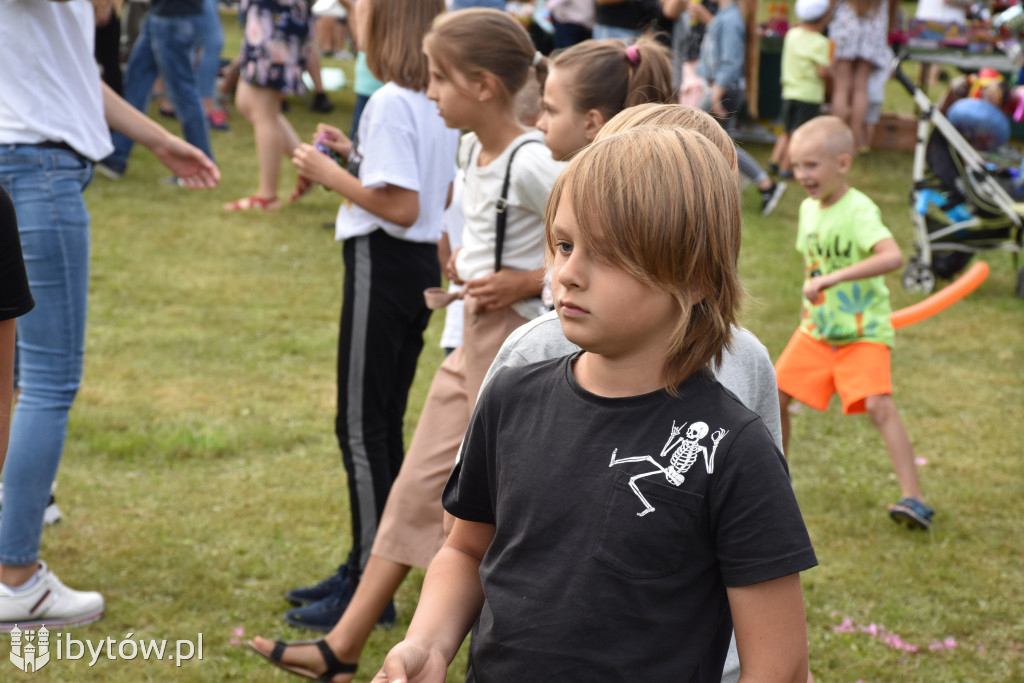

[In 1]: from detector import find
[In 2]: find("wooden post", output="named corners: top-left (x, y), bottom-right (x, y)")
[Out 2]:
top-left (745, 0), bottom-right (761, 118)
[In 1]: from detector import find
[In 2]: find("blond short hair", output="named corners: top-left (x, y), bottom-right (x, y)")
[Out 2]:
top-left (423, 8), bottom-right (538, 104)
top-left (363, 0), bottom-right (445, 92)
top-left (597, 103), bottom-right (739, 178)
top-left (791, 115), bottom-right (856, 159)
top-left (545, 127), bottom-right (742, 390)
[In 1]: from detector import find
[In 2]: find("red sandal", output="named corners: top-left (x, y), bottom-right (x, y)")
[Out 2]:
top-left (222, 195), bottom-right (280, 211)
top-left (289, 176), bottom-right (316, 204)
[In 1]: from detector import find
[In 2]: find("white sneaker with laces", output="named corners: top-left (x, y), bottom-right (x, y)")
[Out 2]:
top-left (0, 562), bottom-right (104, 631)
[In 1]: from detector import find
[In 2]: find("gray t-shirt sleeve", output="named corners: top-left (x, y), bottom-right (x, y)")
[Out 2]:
top-left (715, 327), bottom-right (783, 452)
top-left (483, 313), bottom-right (783, 451)
top-left (479, 311), bottom-right (579, 394)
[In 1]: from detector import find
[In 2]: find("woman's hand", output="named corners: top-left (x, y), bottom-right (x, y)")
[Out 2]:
top-left (150, 136), bottom-right (220, 189)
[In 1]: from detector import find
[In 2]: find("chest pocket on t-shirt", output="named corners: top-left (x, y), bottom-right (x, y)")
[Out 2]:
top-left (592, 471), bottom-right (704, 579)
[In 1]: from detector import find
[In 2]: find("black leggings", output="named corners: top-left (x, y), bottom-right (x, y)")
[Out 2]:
top-left (335, 230), bottom-right (439, 577)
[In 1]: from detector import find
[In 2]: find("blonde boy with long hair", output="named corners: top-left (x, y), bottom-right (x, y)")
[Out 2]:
top-left (376, 126), bottom-right (816, 682)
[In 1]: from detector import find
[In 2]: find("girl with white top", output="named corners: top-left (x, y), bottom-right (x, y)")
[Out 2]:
top-left (250, 8), bottom-right (562, 681)
top-left (274, 0), bottom-right (460, 640)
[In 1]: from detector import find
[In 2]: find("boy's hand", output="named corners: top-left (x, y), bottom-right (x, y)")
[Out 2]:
top-left (373, 642), bottom-right (448, 683)
top-left (803, 274), bottom-right (832, 304)
top-left (803, 238), bottom-right (903, 304)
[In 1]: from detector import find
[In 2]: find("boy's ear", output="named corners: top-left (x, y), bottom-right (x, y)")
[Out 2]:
top-left (837, 152), bottom-right (853, 174)
top-left (582, 109), bottom-right (607, 142)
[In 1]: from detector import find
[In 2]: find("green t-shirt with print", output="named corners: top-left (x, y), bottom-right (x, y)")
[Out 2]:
top-left (781, 26), bottom-right (831, 104)
top-left (796, 188), bottom-right (895, 347)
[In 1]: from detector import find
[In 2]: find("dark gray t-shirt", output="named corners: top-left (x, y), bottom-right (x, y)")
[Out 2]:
top-left (444, 354), bottom-right (817, 682)
top-left (0, 185), bottom-right (34, 321)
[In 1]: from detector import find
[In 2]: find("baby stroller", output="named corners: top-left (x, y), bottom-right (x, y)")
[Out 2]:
top-left (891, 56), bottom-right (1024, 298)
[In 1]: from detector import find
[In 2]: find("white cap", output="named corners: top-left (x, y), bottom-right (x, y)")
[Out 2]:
top-left (795, 0), bottom-right (830, 22)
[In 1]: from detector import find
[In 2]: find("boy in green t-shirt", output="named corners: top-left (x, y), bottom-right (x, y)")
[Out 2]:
top-left (768, 0), bottom-right (833, 178)
top-left (775, 116), bottom-right (933, 531)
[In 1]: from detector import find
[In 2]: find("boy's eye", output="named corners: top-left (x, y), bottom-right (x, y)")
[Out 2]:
top-left (555, 241), bottom-right (573, 255)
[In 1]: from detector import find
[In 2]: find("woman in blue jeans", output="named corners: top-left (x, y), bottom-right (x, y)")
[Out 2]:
top-left (0, 0), bottom-right (218, 631)
top-left (102, 0), bottom-right (216, 178)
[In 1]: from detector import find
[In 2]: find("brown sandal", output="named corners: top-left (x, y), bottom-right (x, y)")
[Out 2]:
top-left (222, 195), bottom-right (280, 211)
top-left (248, 639), bottom-right (357, 681)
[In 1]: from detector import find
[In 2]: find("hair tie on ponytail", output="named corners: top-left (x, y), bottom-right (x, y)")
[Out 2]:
top-left (532, 51), bottom-right (543, 67)
top-left (625, 44), bottom-right (641, 66)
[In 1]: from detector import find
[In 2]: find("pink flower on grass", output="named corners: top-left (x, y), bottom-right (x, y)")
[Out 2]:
top-left (832, 612), bottom-right (976, 657)
top-left (833, 616), bottom-right (855, 633)
top-left (915, 457), bottom-right (928, 466)
top-left (230, 626), bottom-right (245, 646)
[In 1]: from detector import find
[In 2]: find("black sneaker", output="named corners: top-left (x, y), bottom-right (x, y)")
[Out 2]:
top-left (760, 181), bottom-right (787, 216)
top-left (284, 584), bottom-right (396, 633)
top-left (309, 92), bottom-right (334, 113)
top-left (286, 566), bottom-right (349, 606)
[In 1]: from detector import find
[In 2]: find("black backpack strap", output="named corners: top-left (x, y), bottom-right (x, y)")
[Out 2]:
top-left (494, 138), bottom-right (544, 273)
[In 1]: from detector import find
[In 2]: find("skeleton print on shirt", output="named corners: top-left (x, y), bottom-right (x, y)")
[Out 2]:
top-left (609, 420), bottom-right (729, 517)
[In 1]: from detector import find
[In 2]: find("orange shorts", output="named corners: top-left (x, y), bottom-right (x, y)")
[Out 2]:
top-left (774, 330), bottom-right (892, 415)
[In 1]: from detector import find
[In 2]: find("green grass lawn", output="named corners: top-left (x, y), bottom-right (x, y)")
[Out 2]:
top-left (6, 15), bottom-right (1024, 683)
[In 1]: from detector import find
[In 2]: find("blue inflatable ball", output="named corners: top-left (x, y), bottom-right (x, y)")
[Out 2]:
top-left (947, 98), bottom-right (1011, 151)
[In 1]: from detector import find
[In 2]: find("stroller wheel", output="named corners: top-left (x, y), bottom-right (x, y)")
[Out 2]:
top-left (902, 259), bottom-right (936, 294)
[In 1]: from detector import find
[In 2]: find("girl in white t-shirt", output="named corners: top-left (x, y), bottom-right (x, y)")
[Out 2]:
top-left (270, 0), bottom-right (459, 639)
top-left (250, 8), bottom-right (561, 682)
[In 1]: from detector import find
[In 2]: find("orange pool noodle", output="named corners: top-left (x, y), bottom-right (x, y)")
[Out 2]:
top-left (890, 261), bottom-right (989, 329)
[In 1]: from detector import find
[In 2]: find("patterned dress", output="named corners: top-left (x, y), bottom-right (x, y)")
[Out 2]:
top-left (239, 0), bottom-right (310, 94)
top-left (828, 0), bottom-right (890, 68)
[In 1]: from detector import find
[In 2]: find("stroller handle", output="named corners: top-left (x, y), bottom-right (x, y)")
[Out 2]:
top-left (891, 52), bottom-right (918, 97)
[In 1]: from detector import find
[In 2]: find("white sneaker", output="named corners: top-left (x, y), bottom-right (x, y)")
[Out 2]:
top-left (0, 562), bottom-right (104, 631)
top-left (0, 482), bottom-right (62, 526)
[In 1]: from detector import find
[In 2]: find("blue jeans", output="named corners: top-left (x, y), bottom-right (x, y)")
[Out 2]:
top-left (0, 145), bottom-right (93, 566)
top-left (197, 0), bottom-right (224, 101)
top-left (349, 93), bottom-right (369, 140)
top-left (552, 19), bottom-right (592, 49)
top-left (592, 24), bottom-right (639, 43)
top-left (106, 12), bottom-right (212, 172)
top-left (450, 0), bottom-right (505, 9)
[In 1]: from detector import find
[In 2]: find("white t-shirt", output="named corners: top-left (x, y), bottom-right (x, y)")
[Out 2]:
top-left (0, 0), bottom-right (113, 161)
top-left (335, 82), bottom-right (459, 244)
top-left (454, 130), bottom-right (565, 283)
top-left (440, 167), bottom-right (466, 351)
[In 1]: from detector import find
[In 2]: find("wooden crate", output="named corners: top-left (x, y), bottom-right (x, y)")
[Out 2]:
top-left (871, 113), bottom-right (920, 151)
